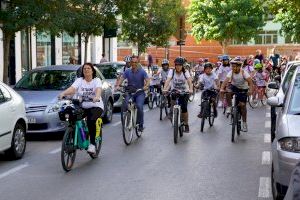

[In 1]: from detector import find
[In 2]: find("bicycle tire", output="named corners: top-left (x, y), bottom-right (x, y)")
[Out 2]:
top-left (121, 110), bottom-right (133, 145)
top-left (173, 109), bottom-right (179, 144)
top-left (208, 104), bottom-right (215, 127)
top-left (231, 107), bottom-right (238, 142)
top-left (148, 93), bottom-right (154, 109)
top-left (89, 129), bottom-right (102, 159)
top-left (237, 110), bottom-right (241, 136)
top-left (61, 127), bottom-right (77, 172)
top-left (156, 93), bottom-right (161, 107)
top-left (248, 95), bottom-right (258, 108)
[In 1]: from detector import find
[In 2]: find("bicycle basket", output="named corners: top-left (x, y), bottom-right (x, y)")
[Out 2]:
top-left (59, 106), bottom-right (85, 121)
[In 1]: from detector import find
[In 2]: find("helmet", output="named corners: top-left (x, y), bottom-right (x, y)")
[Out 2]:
top-left (253, 59), bottom-right (260, 65)
top-left (162, 59), bottom-right (169, 65)
top-left (174, 57), bottom-right (185, 65)
top-left (254, 63), bottom-right (263, 70)
top-left (198, 58), bottom-right (204, 63)
top-left (152, 65), bottom-right (158, 70)
top-left (204, 58), bottom-right (209, 62)
top-left (222, 55), bottom-right (230, 61)
top-left (204, 62), bottom-right (213, 69)
top-left (124, 55), bottom-right (131, 63)
top-left (230, 56), bottom-right (243, 65)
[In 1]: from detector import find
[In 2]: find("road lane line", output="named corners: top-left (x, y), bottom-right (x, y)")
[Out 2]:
top-left (49, 147), bottom-right (61, 154)
top-left (262, 151), bottom-right (271, 165)
top-left (0, 163), bottom-right (29, 180)
top-left (112, 121), bottom-right (121, 126)
top-left (265, 121), bottom-right (271, 128)
top-left (266, 106), bottom-right (271, 110)
top-left (266, 112), bottom-right (271, 118)
top-left (264, 134), bottom-right (271, 143)
top-left (258, 177), bottom-right (271, 198)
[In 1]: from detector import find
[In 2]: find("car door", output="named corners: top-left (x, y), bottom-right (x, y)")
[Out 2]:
top-left (0, 84), bottom-right (14, 151)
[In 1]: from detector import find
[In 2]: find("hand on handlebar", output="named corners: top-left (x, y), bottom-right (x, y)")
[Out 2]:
top-left (93, 97), bottom-right (100, 103)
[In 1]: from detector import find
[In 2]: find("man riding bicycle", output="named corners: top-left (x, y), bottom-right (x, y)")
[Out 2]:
top-left (59, 63), bottom-right (103, 154)
top-left (220, 57), bottom-right (253, 132)
top-left (115, 55), bottom-right (150, 132)
top-left (163, 57), bottom-right (193, 133)
top-left (197, 62), bottom-right (220, 118)
top-left (217, 55), bottom-right (231, 108)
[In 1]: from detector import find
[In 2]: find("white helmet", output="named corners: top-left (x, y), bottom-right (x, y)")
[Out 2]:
top-left (162, 59), bottom-right (169, 65)
top-left (124, 55), bottom-right (131, 63)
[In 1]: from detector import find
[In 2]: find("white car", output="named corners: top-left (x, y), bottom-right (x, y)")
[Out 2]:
top-left (0, 81), bottom-right (27, 159)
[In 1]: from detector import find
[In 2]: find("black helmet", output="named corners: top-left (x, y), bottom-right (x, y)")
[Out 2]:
top-left (174, 57), bottom-right (185, 65)
top-left (204, 62), bottom-right (213, 69)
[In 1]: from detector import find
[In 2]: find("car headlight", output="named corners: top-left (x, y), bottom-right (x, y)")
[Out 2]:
top-left (279, 137), bottom-right (300, 152)
top-left (48, 100), bottom-right (70, 113)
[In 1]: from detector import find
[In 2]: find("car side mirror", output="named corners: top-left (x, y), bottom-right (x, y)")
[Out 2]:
top-left (268, 81), bottom-right (279, 90)
top-left (267, 96), bottom-right (283, 107)
top-left (274, 75), bottom-right (281, 83)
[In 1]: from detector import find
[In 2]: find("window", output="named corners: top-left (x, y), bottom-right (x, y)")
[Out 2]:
top-left (254, 30), bottom-right (278, 44)
top-left (283, 65), bottom-right (298, 94)
top-left (21, 29), bottom-right (31, 75)
top-left (36, 32), bottom-right (53, 67)
top-left (62, 32), bottom-right (81, 64)
top-left (0, 85), bottom-right (12, 103)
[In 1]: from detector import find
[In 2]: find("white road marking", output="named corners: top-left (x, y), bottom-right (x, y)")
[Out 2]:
top-left (266, 112), bottom-right (271, 118)
top-left (258, 177), bottom-right (271, 198)
top-left (0, 163), bottom-right (29, 180)
top-left (265, 121), bottom-right (271, 128)
top-left (264, 134), bottom-right (271, 143)
top-left (112, 121), bottom-right (121, 126)
top-left (266, 106), bottom-right (271, 110)
top-left (262, 151), bottom-right (271, 165)
top-left (49, 148), bottom-right (61, 154)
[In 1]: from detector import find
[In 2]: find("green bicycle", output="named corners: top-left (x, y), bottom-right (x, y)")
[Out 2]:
top-left (58, 98), bottom-right (103, 172)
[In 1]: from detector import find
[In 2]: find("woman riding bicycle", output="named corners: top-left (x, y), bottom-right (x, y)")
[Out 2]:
top-left (163, 57), bottom-right (193, 133)
top-left (220, 57), bottom-right (253, 132)
top-left (59, 63), bottom-right (103, 154)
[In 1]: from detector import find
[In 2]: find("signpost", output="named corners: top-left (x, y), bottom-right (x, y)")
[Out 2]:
top-left (175, 15), bottom-right (187, 56)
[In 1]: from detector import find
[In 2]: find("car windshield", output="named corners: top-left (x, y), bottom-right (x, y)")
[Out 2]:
top-left (15, 70), bottom-right (77, 90)
top-left (99, 67), bottom-right (119, 79)
top-left (289, 74), bottom-right (300, 114)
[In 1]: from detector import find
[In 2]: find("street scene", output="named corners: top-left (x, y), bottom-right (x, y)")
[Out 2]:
top-left (1, 0), bottom-right (300, 200)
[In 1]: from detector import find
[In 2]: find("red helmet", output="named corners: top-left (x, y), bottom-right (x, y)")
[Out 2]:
top-left (198, 58), bottom-right (204, 63)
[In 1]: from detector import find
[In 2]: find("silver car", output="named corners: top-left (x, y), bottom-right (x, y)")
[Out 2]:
top-left (14, 65), bottom-right (114, 134)
top-left (267, 66), bottom-right (300, 199)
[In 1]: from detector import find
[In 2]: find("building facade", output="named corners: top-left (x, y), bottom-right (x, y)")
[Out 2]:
top-left (0, 28), bottom-right (118, 84)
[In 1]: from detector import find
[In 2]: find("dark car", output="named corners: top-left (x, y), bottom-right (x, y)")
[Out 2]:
top-left (14, 65), bottom-right (114, 134)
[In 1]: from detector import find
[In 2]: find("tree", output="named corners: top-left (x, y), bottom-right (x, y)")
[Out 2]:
top-left (188, 0), bottom-right (265, 54)
top-left (269, 0), bottom-right (300, 43)
top-left (120, 0), bottom-right (183, 56)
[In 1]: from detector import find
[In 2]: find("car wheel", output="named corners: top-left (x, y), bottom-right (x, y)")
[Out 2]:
top-left (104, 100), bottom-right (113, 123)
top-left (6, 123), bottom-right (26, 159)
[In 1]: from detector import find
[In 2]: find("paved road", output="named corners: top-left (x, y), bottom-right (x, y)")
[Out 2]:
top-left (0, 92), bottom-right (273, 200)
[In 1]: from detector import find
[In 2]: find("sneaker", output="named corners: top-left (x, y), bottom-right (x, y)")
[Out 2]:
top-left (197, 112), bottom-right (203, 118)
top-left (87, 144), bottom-right (96, 154)
top-left (226, 106), bottom-right (232, 114)
top-left (138, 126), bottom-right (144, 132)
top-left (242, 122), bottom-right (248, 132)
top-left (217, 101), bottom-right (223, 108)
top-left (184, 125), bottom-right (190, 133)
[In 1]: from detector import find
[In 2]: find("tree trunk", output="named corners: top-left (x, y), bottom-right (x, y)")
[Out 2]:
top-left (84, 35), bottom-right (89, 63)
top-left (3, 32), bottom-right (12, 84)
top-left (220, 39), bottom-right (230, 54)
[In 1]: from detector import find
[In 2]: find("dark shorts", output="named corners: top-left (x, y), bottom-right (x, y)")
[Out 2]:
top-left (84, 107), bottom-right (103, 121)
top-left (171, 94), bottom-right (189, 113)
top-left (230, 85), bottom-right (248, 103)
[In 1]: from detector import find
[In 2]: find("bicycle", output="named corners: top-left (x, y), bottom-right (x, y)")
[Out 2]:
top-left (248, 85), bottom-right (267, 108)
top-left (165, 90), bottom-right (190, 144)
top-left (147, 85), bottom-right (161, 109)
top-left (159, 92), bottom-right (169, 121)
top-left (230, 91), bottom-right (247, 142)
top-left (120, 88), bottom-right (144, 145)
top-left (58, 98), bottom-right (103, 172)
top-left (200, 89), bottom-right (218, 132)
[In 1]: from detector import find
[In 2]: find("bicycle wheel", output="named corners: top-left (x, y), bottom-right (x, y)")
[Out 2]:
top-left (148, 93), bottom-right (154, 109)
top-left (188, 87), bottom-right (195, 102)
top-left (61, 127), bottom-right (76, 172)
top-left (89, 130), bottom-right (102, 159)
top-left (231, 107), bottom-right (237, 142)
top-left (121, 110), bottom-right (133, 145)
top-left (173, 108), bottom-right (179, 144)
top-left (208, 104), bottom-right (215, 127)
top-left (248, 95), bottom-right (259, 108)
top-left (159, 95), bottom-right (164, 120)
top-left (156, 93), bottom-right (161, 107)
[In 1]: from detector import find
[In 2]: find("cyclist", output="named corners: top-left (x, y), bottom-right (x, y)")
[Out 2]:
top-left (220, 57), bottom-right (253, 132)
top-left (115, 55), bottom-right (150, 131)
top-left (242, 58), bottom-right (255, 77)
top-left (197, 62), bottom-right (220, 118)
top-left (123, 55), bottom-right (132, 72)
top-left (193, 58), bottom-right (204, 76)
top-left (59, 63), bottom-right (103, 154)
top-left (217, 54), bottom-right (231, 107)
top-left (163, 57), bottom-right (193, 132)
top-left (149, 65), bottom-right (161, 94)
top-left (159, 59), bottom-right (171, 106)
top-left (253, 63), bottom-right (268, 101)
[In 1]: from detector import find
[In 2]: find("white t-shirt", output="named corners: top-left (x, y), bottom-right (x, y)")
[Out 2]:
top-left (167, 69), bottom-right (191, 91)
top-left (227, 70), bottom-right (250, 89)
top-left (159, 69), bottom-right (169, 82)
top-left (199, 73), bottom-right (218, 90)
top-left (254, 72), bottom-right (267, 87)
top-left (218, 65), bottom-right (232, 81)
top-left (242, 65), bottom-right (254, 75)
top-left (150, 73), bottom-right (161, 86)
top-left (72, 78), bottom-right (104, 109)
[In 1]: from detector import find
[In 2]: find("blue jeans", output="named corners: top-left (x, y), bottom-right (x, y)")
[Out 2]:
top-left (123, 92), bottom-right (145, 128)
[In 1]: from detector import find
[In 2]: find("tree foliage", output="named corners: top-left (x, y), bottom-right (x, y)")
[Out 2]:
top-left (188, 0), bottom-right (265, 53)
top-left (120, 0), bottom-right (183, 55)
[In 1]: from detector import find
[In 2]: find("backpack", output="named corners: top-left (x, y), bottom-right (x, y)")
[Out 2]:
top-left (171, 69), bottom-right (187, 80)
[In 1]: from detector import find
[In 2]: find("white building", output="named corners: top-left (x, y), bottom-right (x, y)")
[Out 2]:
top-left (0, 28), bottom-right (118, 84)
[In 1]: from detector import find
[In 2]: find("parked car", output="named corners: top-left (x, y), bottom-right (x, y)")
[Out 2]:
top-left (94, 62), bottom-right (126, 108)
top-left (14, 65), bottom-right (114, 134)
top-left (267, 66), bottom-right (300, 199)
top-left (0, 81), bottom-right (27, 159)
